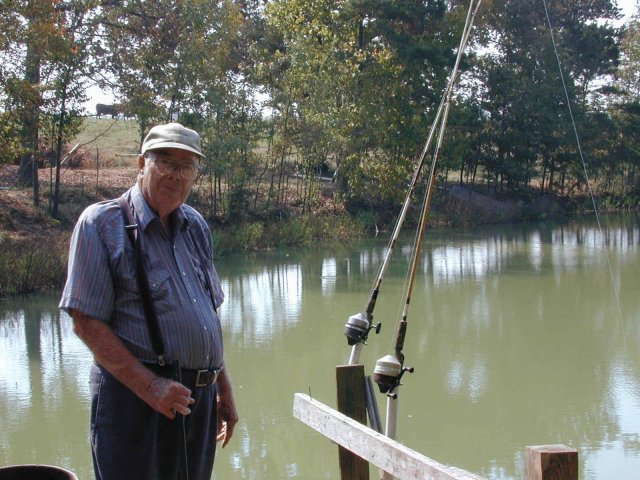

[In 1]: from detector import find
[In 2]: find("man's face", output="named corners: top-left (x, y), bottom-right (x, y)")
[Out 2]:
top-left (138, 148), bottom-right (200, 217)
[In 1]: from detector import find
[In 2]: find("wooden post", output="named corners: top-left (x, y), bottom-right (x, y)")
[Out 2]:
top-left (526, 445), bottom-right (578, 480)
top-left (336, 364), bottom-right (370, 480)
top-left (95, 146), bottom-right (100, 195)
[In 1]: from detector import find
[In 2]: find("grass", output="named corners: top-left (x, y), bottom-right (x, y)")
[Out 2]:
top-left (73, 117), bottom-right (141, 168)
top-left (0, 117), bottom-right (365, 297)
top-left (0, 233), bottom-right (69, 297)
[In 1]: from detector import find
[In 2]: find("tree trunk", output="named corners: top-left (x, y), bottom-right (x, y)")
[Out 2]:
top-left (52, 86), bottom-right (68, 219)
top-left (18, 96), bottom-right (40, 199)
top-left (18, 5), bottom-right (42, 206)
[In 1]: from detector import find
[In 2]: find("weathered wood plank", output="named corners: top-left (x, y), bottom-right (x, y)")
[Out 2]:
top-left (526, 445), bottom-right (578, 480)
top-left (336, 365), bottom-right (370, 480)
top-left (293, 393), bottom-right (485, 480)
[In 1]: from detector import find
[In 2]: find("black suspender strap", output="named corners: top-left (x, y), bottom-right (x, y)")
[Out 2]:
top-left (116, 196), bottom-right (167, 366)
top-left (117, 195), bottom-right (190, 480)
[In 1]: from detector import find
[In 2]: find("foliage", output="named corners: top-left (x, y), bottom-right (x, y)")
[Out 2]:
top-left (96, 0), bottom-right (268, 220)
top-left (263, 0), bottom-right (463, 210)
top-left (0, 112), bottom-right (23, 164)
top-left (0, 235), bottom-right (68, 297)
top-left (473, 0), bottom-right (622, 194)
top-left (209, 211), bottom-right (359, 257)
top-left (0, 0), bottom-right (639, 229)
top-left (607, 9), bottom-right (640, 193)
top-left (0, 0), bottom-right (97, 214)
top-left (616, 6), bottom-right (640, 98)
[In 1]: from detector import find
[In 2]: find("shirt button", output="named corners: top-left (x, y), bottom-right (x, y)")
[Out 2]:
top-left (193, 299), bottom-right (197, 303)
top-left (204, 326), bottom-right (208, 331)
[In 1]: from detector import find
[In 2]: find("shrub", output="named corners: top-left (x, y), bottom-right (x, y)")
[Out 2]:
top-left (0, 237), bottom-right (68, 297)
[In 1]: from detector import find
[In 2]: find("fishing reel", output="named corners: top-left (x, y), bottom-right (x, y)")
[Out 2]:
top-left (344, 312), bottom-right (381, 346)
top-left (373, 354), bottom-right (414, 397)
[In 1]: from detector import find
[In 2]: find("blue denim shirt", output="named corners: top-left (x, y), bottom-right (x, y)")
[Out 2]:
top-left (60, 183), bottom-right (225, 370)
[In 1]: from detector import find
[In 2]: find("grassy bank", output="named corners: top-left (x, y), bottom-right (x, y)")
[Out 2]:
top-left (0, 190), bottom-right (362, 297)
top-left (3, 117), bottom-right (635, 297)
top-left (2, 179), bottom-right (635, 298)
top-left (0, 233), bottom-right (70, 297)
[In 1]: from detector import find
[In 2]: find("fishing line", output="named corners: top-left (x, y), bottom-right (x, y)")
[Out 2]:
top-left (541, 0), bottom-right (626, 349)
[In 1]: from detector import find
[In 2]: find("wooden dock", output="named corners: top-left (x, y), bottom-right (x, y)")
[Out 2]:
top-left (293, 364), bottom-right (578, 480)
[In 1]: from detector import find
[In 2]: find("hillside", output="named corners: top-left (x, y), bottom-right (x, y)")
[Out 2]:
top-left (0, 165), bottom-right (138, 240)
top-left (72, 117), bottom-right (142, 168)
top-left (0, 118), bottom-right (142, 243)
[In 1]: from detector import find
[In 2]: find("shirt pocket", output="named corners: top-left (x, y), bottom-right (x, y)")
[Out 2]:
top-left (143, 266), bottom-right (174, 315)
top-left (112, 244), bottom-right (139, 296)
top-left (116, 259), bottom-right (174, 316)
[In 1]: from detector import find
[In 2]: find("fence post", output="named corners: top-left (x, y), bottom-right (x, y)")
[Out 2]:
top-left (95, 146), bottom-right (100, 195)
top-left (526, 445), bottom-right (578, 480)
top-left (336, 364), bottom-right (370, 480)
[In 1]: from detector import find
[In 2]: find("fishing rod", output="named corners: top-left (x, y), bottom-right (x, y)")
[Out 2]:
top-left (344, 99), bottom-right (448, 365)
top-left (371, 3), bottom-right (483, 477)
top-left (343, 2), bottom-right (480, 366)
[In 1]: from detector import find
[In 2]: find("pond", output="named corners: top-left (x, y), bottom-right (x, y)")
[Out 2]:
top-left (1, 213), bottom-right (639, 479)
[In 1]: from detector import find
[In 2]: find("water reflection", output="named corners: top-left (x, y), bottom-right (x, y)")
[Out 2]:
top-left (222, 263), bottom-right (303, 344)
top-left (0, 300), bottom-right (92, 477)
top-left (0, 214), bottom-right (639, 479)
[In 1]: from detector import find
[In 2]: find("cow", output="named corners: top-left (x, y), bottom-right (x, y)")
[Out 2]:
top-left (96, 103), bottom-right (117, 118)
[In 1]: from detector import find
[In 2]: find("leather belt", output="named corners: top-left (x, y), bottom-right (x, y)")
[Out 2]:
top-left (145, 362), bottom-right (222, 388)
top-left (183, 367), bottom-right (222, 387)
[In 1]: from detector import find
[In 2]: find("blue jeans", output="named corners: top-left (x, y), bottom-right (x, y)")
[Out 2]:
top-left (89, 363), bottom-right (218, 480)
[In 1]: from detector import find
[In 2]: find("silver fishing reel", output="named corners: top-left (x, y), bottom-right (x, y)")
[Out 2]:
top-left (373, 354), bottom-right (414, 396)
top-left (344, 312), bottom-right (381, 346)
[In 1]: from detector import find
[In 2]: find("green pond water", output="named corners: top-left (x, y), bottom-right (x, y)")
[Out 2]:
top-left (1, 213), bottom-right (639, 479)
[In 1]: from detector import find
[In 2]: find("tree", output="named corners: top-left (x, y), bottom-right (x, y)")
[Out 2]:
top-left (0, 0), bottom-right (97, 208)
top-left (96, 0), bottom-right (266, 221)
top-left (474, 0), bottom-right (621, 195)
top-left (618, 2), bottom-right (640, 98)
top-left (264, 0), bottom-right (464, 212)
top-left (44, 2), bottom-right (96, 217)
top-left (608, 7), bottom-right (640, 194)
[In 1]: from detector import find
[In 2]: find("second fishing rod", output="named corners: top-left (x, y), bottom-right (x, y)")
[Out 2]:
top-left (373, 6), bottom-right (483, 480)
top-left (344, 0), bottom-right (484, 367)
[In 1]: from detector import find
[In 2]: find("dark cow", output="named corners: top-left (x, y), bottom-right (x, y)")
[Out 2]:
top-left (96, 103), bottom-right (117, 118)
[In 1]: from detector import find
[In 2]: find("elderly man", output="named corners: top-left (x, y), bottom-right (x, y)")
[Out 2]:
top-left (60, 123), bottom-right (237, 480)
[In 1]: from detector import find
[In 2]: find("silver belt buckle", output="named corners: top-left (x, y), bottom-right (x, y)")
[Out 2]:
top-left (195, 368), bottom-right (221, 387)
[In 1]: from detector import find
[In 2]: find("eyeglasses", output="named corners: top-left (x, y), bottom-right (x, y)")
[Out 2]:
top-left (148, 154), bottom-right (200, 180)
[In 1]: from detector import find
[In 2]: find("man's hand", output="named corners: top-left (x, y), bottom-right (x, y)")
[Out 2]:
top-left (146, 376), bottom-right (195, 419)
top-left (215, 369), bottom-right (238, 448)
top-left (72, 310), bottom-right (194, 419)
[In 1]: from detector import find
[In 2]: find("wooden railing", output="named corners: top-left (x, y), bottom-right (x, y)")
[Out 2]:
top-left (293, 365), bottom-right (578, 480)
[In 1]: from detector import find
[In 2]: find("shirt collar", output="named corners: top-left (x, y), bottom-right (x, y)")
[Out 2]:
top-left (130, 182), bottom-right (189, 233)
